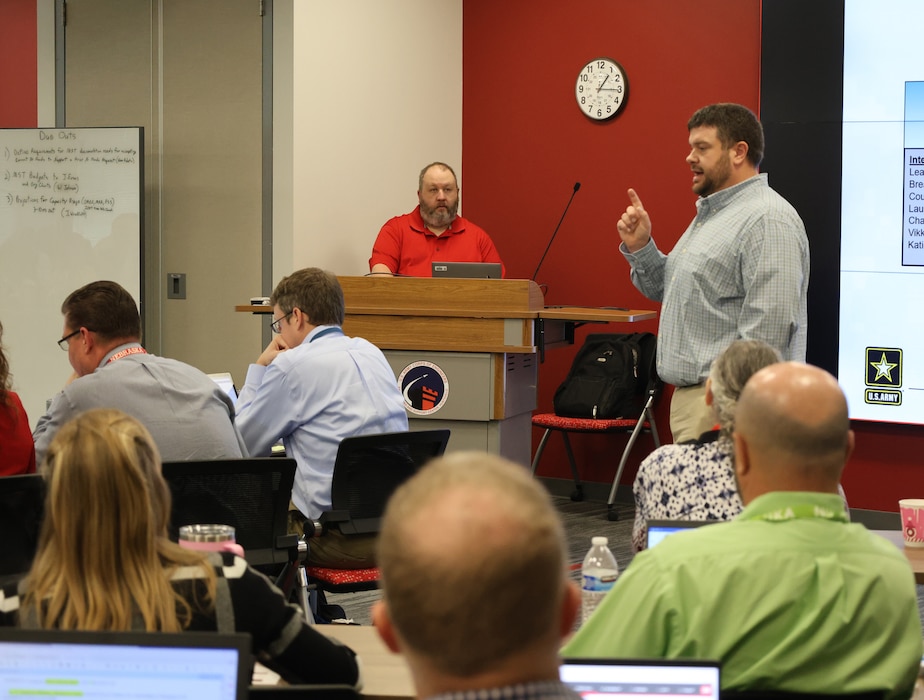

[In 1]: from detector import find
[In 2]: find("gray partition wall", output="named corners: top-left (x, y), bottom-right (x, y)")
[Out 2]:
top-left (58, 0), bottom-right (266, 389)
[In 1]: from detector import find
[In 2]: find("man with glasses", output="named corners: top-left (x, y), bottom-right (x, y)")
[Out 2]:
top-left (369, 162), bottom-right (505, 277)
top-left (235, 267), bottom-right (408, 568)
top-left (33, 280), bottom-right (245, 464)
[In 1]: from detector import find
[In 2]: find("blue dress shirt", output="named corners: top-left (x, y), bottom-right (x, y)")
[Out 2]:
top-left (235, 325), bottom-right (408, 518)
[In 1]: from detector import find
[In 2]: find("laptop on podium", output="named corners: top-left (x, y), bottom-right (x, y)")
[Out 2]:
top-left (431, 261), bottom-right (502, 279)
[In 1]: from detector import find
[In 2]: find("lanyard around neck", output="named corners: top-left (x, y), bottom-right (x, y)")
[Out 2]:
top-left (749, 502), bottom-right (848, 524)
top-left (106, 346), bottom-right (148, 364)
top-left (309, 327), bottom-right (342, 343)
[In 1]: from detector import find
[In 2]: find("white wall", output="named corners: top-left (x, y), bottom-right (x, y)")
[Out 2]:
top-left (275, 0), bottom-right (463, 279)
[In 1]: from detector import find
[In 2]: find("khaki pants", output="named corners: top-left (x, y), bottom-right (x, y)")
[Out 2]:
top-left (288, 508), bottom-right (377, 570)
top-left (669, 383), bottom-right (715, 444)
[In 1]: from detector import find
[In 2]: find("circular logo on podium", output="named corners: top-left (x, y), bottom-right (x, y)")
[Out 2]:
top-left (398, 361), bottom-right (449, 416)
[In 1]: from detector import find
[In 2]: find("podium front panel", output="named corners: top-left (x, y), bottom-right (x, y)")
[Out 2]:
top-left (410, 414), bottom-right (532, 468)
top-left (385, 350), bottom-right (536, 467)
top-left (384, 351), bottom-right (536, 421)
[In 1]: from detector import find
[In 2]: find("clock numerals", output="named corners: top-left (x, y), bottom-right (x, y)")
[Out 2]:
top-left (575, 57), bottom-right (629, 122)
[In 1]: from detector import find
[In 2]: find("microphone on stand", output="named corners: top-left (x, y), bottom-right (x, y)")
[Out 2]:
top-left (532, 181), bottom-right (581, 282)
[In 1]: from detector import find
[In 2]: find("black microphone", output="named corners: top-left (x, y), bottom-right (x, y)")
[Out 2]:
top-left (532, 181), bottom-right (581, 282)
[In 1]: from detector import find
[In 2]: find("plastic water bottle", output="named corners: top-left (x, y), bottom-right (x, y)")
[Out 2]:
top-left (581, 536), bottom-right (619, 623)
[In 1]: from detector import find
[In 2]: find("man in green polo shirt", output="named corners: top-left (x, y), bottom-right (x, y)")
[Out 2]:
top-left (563, 362), bottom-right (922, 698)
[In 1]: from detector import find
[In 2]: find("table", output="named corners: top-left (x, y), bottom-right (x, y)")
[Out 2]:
top-left (873, 529), bottom-right (924, 583)
top-left (322, 625), bottom-right (415, 700)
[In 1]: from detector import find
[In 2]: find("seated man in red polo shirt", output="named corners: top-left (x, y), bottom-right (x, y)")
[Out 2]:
top-left (369, 162), bottom-right (506, 277)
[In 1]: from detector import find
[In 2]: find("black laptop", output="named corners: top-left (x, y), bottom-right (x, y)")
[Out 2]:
top-left (431, 261), bottom-right (502, 279)
top-left (646, 519), bottom-right (716, 549)
top-left (0, 628), bottom-right (251, 700)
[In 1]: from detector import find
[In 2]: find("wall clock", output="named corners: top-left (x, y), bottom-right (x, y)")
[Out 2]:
top-left (575, 57), bottom-right (629, 121)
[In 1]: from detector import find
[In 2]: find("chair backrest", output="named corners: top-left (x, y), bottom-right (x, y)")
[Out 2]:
top-left (161, 458), bottom-right (296, 566)
top-left (0, 474), bottom-right (45, 578)
top-left (327, 429), bottom-right (450, 536)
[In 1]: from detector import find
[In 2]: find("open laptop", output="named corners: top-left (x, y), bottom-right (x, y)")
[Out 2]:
top-left (646, 519), bottom-right (716, 549)
top-left (560, 658), bottom-right (721, 699)
top-left (431, 261), bottom-right (502, 279)
top-left (208, 372), bottom-right (239, 407)
top-left (0, 629), bottom-right (251, 700)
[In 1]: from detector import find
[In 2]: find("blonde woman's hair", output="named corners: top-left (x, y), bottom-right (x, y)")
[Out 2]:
top-left (22, 408), bottom-right (215, 630)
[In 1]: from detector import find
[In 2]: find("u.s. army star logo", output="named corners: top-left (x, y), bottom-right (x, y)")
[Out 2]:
top-left (865, 346), bottom-right (902, 406)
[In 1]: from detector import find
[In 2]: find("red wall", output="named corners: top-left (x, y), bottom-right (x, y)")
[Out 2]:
top-left (0, 0), bottom-right (37, 127)
top-left (460, 0), bottom-right (759, 487)
top-left (461, 0), bottom-right (924, 511)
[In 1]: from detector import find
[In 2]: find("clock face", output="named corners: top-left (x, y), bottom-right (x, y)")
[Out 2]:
top-left (576, 58), bottom-right (628, 121)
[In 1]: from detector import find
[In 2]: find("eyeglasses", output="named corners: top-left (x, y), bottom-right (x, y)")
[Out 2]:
top-left (270, 310), bottom-right (294, 334)
top-left (57, 329), bottom-right (81, 351)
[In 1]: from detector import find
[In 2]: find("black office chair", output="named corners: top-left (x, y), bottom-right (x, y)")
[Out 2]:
top-left (161, 458), bottom-right (311, 618)
top-left (0, 474), bottom-right (46, 582)
top-left (161, 458), bottom-right (298, 567)
top-left (304, 429), bottom-right (450, 594)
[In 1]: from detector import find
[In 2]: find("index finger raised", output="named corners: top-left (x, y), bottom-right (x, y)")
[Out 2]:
top-left (627, 188), bottom-right (645, 212)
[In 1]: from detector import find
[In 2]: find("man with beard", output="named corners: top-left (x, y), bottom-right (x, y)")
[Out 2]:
top-left (616, 103), bottom-right (809, 443)
top-left (369, 162), bottom-right (506, 277)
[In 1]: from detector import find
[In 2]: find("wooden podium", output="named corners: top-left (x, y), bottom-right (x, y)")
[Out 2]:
top-left (237, 276), bottom-right (656, 467)
top-left (338, 276), bottom-right (544, 466)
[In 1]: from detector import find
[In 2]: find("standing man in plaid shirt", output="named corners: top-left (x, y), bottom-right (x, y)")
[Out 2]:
top-left (616, 103), bottom-right (809, 443)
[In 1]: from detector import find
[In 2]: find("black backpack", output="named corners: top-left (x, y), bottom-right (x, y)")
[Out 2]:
top-left (553, 332), bottom-right (657, 419)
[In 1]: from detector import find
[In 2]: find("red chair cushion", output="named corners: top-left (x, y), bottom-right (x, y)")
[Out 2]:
top-left (305, 565), bottom-right (380, 586)
top-left (531, 412), bottom-right (644, 431)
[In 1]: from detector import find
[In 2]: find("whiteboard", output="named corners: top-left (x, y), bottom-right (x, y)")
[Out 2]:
top-left (0, 127), bottom-right (142, 430)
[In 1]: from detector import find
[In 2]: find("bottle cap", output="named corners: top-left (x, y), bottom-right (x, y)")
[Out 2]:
top-left (592, 536), bottom-right (608, 545)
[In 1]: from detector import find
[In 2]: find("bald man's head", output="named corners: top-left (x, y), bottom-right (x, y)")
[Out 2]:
top-left (375, 452), bottom-right (572, 679)
top-left (733, 362), bottom-right (852, 501)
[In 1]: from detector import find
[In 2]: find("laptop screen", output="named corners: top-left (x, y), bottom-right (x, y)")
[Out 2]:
top-left (431, 261), bottom-right (503, 279)
top-left (560, 658), bottom-right (720, 699)
top-left (208, 372), bottom-right (239, 407)
top-left (646, 519), bottom-right (715, 549)
top-left (0, 629), bottom-right (251, 700)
